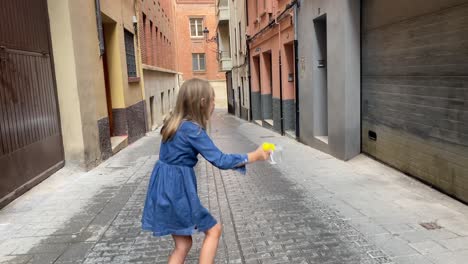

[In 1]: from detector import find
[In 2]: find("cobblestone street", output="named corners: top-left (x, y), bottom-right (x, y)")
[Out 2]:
top-left (1, 111), bottom-right (468, 264)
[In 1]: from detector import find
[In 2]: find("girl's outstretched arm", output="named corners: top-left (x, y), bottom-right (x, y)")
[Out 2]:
top-left (184, 123), bottom-right (269, 170)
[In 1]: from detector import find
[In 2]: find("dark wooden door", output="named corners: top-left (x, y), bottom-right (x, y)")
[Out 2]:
top-left (0, 0), bottom-right (64, 206)
top-left (102, 25), bottom-right (114, 137)
top-left (226, 71), bottom-right (235, 114)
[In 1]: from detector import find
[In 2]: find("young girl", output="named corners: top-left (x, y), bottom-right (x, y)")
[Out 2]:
top-left (141, 78), bottom-right (270, 264)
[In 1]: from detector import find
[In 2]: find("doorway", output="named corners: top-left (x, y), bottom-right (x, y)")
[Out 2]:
top-left (284, 43), bottom-right (296, 137)
top-left (150, 96), bottom-right (155, 129)
top-left (262, 51), bottom-right (273, 126)
top-left (252, 55), bottom-right (261, 122)
top-left (160, 91), bottom-right (164, 117)
top-left (313, 14), bottom-right (328, 144)
top-left (102, 24), bottom-right (114, 137)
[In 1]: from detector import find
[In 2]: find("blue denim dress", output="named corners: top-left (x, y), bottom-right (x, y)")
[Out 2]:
top-left (141, 121), bottom-right (248, 236)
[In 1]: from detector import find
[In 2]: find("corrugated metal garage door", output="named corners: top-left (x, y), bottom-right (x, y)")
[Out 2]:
top-left (0, 0), bottom-right (64, 207)
top-left (362, 0), bottom-right (468, 202)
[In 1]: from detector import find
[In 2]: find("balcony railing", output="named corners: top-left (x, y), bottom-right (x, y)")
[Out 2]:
top-left (217, 0), bottom-right (229, 22)
top-left (219, 7), bottom-right (229, 21)
top-left (218, 0), bottom-right (228, 8)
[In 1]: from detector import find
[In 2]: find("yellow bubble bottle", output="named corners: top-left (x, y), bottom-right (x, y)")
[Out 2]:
top-left (262, 142), bottom-right (283, 165)
top-left (262, 142), bottom-right (276, 152)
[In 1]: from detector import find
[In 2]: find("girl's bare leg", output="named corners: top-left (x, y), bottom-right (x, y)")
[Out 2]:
top-left (199, 223), bottom-right (222, 264)
top-left (168, 235), bottom-right (192, 264)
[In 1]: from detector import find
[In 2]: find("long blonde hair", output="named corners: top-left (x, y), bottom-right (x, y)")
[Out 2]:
top-left (161, 78), bottom-right (214, 142)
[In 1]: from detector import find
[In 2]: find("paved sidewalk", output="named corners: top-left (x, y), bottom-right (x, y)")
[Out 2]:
top-left (235, 114), bottom-right (468, 264)
top-left (0, 111), bottom-right (467, 264)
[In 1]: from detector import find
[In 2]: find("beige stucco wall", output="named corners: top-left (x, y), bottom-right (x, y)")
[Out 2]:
top-left (48, 0), bottom-right (106, 169)
top-left (228, 0), bottom-right (250, 117)
top-left (95, 62), bottom-right (108, 120)
top-left (103, 21), bottom-right (126, 109)
top-left (101, 0), bottom-right (144, 108)
top-left (47, 0), bottom-right (86, 166)
top-left (210, 80), bottom-right (228, 109)
top-left (142, 69), bottom-right (180, 130)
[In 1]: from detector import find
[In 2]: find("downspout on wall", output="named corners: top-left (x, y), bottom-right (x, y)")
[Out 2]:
top-left (247, 47), bottom-right (252, 121)
top-left (294, 1), bottom-right (300, 138)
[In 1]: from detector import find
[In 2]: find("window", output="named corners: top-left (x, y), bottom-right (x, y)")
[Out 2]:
top-left (246, 2), bottom-right (249, 26)
top-left (190, 18), bottom-right (203, 37)
top-left (168, 89), bottom-right (171, 109)
top-left (173, 88), bottom-right (175, 105)
top-left (142, 13), bottom-right (147, 63)
top-left (241, 78), bottom-right (245, 106)
top-left (192, 53), bottom-right (206, 71)
top-left (156, 27), bottom-right (159, 41)
top-left (255, 1), bottom-right (258, 17)
top-left (239, 22), bottom-right (242, 51)
top-left (234, 28), bottom-right (237, 57)
top-left (161, 91), bottom-right (165, 114)
top-left (150, 96), bottom-right (155, 126)
top-left (124, 30), bottom-right (137, 77)
top-left (149, 21), bottom-right (154, 64)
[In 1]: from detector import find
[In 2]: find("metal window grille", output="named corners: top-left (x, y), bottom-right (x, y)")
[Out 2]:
top-left (124, 30), bottom-right (137, 77)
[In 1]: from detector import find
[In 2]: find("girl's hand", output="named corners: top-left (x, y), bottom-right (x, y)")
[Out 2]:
top-left (248, 146), bottom-right (271, 163)
top-left (257, 146), bottom-right (271, 161)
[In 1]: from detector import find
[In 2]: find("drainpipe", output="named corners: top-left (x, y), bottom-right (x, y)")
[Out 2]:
top-left (279, 52), bottom-right (284, 135)
top-left (247, 45), bottom-right (252, 121)
top-left (294, 1), bottom-right (300, 139)
top-left (95, 0), bottom-right (104, 56)
top-left (275, 12), bottom-right (284, 135)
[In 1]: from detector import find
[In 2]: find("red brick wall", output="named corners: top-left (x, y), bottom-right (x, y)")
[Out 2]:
top-left (139, 0), bottom-right (176, 71)
top-left (247, 0), bottom-right (296, 100)
top-left (175, 0), bottom-right (225, 81)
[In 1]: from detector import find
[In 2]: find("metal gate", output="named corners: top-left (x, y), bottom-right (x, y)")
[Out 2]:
top-left (0, 0), bottom-right (64, 207)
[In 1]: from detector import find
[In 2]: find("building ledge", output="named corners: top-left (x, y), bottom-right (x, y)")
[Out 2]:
top-left (220, 57), bottom-right (232, 71)
top-left (128, 77), bottom-right (140, 83)
top-left (142, 64), bottom-right (179, 74)
top-left (218, 6), bottom-right (230, 22)
top-left (193, 71), bottom-right (207, 75)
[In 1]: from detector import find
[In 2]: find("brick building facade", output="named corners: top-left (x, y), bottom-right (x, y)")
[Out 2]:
top-left (175, 0), bottom-right (227, 108)
top-left (247, 0), bottom-right (297, 136)
top-left (137, 0), bottom-right (180, 130)
top-left (139, 0), bottom-right (176, 70)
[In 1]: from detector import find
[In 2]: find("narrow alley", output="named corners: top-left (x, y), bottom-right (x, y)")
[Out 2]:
top-left (1, 1), bottom-right (468, 263)
top-left (1, 112), bottom-right (467, 264)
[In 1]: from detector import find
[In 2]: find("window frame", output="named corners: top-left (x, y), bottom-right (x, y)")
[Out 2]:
top-left (124, 29), bottom-right (138, 80)
top-left (192, 53), bottom-right (206, 72)
top-left (189, 17), bottom-right (204, 38)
